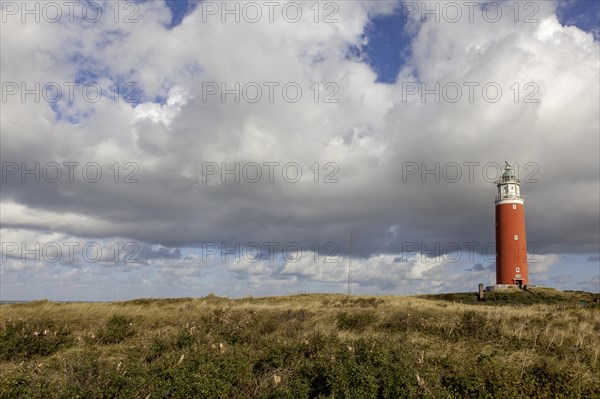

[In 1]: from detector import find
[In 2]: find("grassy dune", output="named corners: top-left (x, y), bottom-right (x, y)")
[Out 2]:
top-left (1, 288), bottom-right (599, 398)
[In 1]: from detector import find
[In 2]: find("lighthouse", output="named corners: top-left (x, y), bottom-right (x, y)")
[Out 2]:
top-left (495, 162), bottom-right (528, 287)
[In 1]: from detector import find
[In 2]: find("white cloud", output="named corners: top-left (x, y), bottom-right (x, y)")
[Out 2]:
top-left (529, 253), bottom-right (561, 273)
top-left (1, 0), bottom-right (598, 298)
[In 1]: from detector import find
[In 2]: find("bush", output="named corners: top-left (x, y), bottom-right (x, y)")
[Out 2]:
top-left (379, 311), bottom-right (412, 332)
top-left (456, 311), bottom-right (501, 341)
top-left (144, 337), bottom-right (170, 363)
top-left (0, 319), bottom-right (72, 360)
top-left (336, 311), bottom-right (376, 331)
top-left (97, 315), bottom-right (135, 344)
top-left (175, 329), bottom-right (196, 349)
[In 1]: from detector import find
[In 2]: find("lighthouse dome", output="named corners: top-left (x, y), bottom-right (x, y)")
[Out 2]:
top-left (501, 167), bottom-right (515, 181)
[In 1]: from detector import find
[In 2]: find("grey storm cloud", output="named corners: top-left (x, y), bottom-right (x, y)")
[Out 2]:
top-left (1, 1), bottom-right (598, 264)
top-left (136, 245), bottom-right (182, 265)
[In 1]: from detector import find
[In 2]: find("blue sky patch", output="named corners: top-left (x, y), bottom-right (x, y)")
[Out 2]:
top-left (164, 0), bottom-right (200, 28)
top-left (557, 0), bottom-right (600, 39)
top-left (362, 9), bottom-right (413, 84)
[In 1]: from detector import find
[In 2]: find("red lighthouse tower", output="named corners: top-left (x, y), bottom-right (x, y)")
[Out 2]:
top-left (495, 162), bottom-right (528, 287)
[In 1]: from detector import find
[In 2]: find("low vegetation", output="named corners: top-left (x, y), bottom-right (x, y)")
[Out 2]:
top-left (1, 288), bottom-right (599, 398)
top-left (418, 286), bottom-right (599, 306)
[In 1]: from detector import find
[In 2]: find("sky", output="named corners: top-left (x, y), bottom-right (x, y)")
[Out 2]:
top-left (0, 0), bottom-right (599, 301)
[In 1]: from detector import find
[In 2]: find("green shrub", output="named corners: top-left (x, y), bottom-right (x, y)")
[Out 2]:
top-left (380, 311), bottom-right (412, 332)
top-left (175, 329), bottom-right (196, 349)
top-left (336, 311), bottom-right (376, 331)
top-left (0, 369), bottom-right (32, 399)
top-left (144, 337), bottom-right (170, 363)
top-left (456, 311), bottom-right (501, 341)
top-left (0, 319), bottom-right (72, 360)
top-left (97, 315), bottom-right (135, 344)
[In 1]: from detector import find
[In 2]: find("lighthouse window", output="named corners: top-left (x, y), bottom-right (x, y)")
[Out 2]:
top-left (514, 234), bottom-right (519, 240)
top-left (513, 204), bottom-right (517, 210)
top-left (516, 267), bottom-right (520, 273)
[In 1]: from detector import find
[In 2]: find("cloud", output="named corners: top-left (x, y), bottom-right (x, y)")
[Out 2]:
top-left (529, 254), bottom-right (561, 274)
top-left (469, 263), bottom-right (494, 272)
top-left (578, 275), bottom-right (600, 293)
top-left (1, 0), bottom-right (598, 298)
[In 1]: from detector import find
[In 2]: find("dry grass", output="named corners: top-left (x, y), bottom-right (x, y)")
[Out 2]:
top-left (1, 290), bottom-right (599, 398)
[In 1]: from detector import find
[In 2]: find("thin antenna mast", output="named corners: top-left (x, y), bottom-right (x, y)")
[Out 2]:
top-left (348, 232), bottom-right (353, 295)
